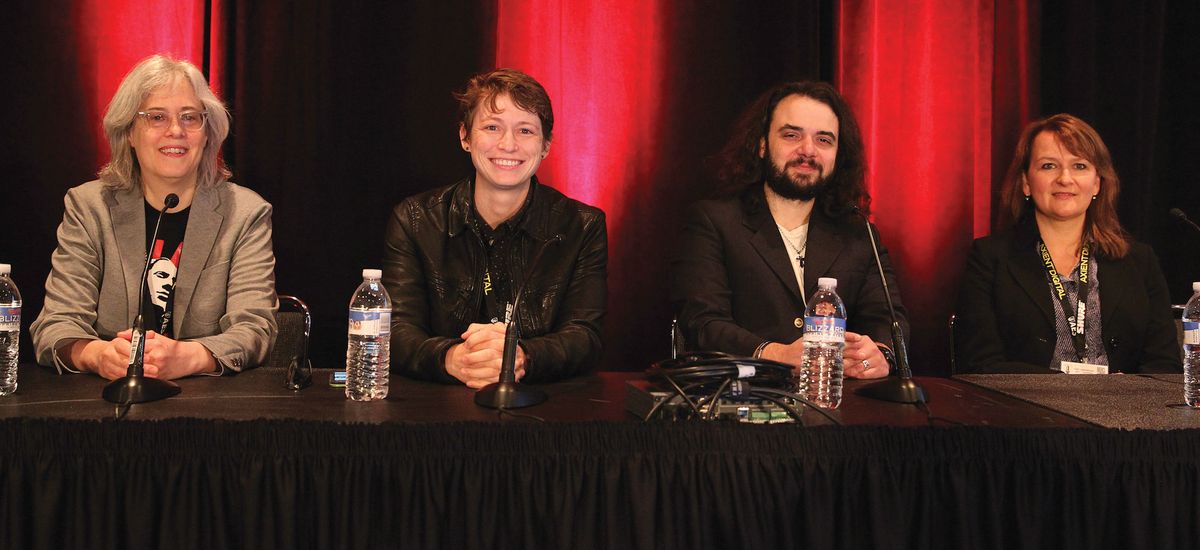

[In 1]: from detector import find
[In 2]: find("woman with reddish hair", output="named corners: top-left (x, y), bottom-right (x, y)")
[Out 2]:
top-left (954, 114), bottom-right (1179, 374)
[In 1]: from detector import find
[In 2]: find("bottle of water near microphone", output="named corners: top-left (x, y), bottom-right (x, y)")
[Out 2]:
top-left (346, 269), bottom-right (390, 401)
top-left (800, 277), bottom-right (846, 409)
top-left (1183, 282), bottom-right (1200, 407)
top-left (0, 264), bottom-right (20, 396)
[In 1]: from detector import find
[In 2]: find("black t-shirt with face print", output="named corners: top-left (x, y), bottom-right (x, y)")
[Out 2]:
top-left (142, 201), bottom-right (190, 337)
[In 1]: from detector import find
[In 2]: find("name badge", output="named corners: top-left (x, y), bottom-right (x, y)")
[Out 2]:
top-left (1060, 361), bottom-right (1109, 375)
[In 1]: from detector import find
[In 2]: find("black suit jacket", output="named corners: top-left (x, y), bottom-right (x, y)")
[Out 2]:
top-left (954, 218), bottom-right (1180, 374)
top-left (670, 189), bottom-right (908, 356)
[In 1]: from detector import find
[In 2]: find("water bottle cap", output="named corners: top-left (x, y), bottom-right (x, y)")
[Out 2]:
top-left (0, 264), bottom-right (8, 275)
top-left (817, 277), bottom-right (837, 289)
top-left (362, 268), bottom-right (382, 279)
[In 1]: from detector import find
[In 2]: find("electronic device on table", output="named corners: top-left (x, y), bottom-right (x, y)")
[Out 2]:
top-left (626, 351), bottom-right (838, 425)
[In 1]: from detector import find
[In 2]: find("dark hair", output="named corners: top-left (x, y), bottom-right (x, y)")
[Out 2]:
top-left (999, 113), bottom-right (1128, 258)
top-left (715, 81), bottom-right (869, 216)
top-left (455, 68), bottom-right (554, 142)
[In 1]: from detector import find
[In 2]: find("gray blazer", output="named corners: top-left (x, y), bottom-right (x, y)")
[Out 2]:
top-left (31, 180), bottom-right (278, 373)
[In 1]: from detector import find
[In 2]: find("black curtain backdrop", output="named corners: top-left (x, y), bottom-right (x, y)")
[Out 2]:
top-left (1, 3), bottom-right (103, 363)
top-left (600, 1), bottom-right (835, 371)
top-left (215, 0), bottom-right (833, 371)
top-left (215, 0), bottom-right (497, 369)
top-left (2, 0), bottom-right (1196, 372)
top-left (1038, 0), bottom-right (1200, 304)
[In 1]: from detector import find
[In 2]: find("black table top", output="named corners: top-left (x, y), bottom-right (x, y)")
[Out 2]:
top-left (0, 364), bottom-right (1096, 427)
top-left (956, 373), bottom-right (1200, 429)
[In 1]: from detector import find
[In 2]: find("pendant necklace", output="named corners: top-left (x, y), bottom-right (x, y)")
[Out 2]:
top-left (778, 227), bottom-right (808, 268)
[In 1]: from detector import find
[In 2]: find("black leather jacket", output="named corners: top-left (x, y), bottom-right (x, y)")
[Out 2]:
top-left (383, 177), bottom-right (607, 383)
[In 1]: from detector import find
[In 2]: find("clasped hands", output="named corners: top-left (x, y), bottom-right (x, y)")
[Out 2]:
top-left (445, 322), bottom-right (527, 389)
top-left (66, 330), bottom-right (218, 380)
top-left (760, 332), bottom-right (889, 379)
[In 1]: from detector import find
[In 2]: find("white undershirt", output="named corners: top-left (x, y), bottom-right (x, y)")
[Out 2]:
top-left (776, 223), bottom-right (809, 302)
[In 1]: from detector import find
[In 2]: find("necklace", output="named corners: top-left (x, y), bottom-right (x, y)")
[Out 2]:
top-left (777, 225), bottom-right (808, 268)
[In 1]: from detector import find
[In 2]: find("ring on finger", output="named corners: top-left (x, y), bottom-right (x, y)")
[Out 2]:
top-left (861, 359), bottom-right (871, 370)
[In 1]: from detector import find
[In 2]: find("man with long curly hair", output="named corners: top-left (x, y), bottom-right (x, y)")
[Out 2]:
top-left (670, 81), bottom-right (907, 380)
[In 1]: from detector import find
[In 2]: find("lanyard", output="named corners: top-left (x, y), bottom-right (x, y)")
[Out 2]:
top-left (474, 214), bottom-right (514, 324)
top-left (481, 268), bottom-right (512, 323)
top-left (1038, 241), bottom-right (1091, 361)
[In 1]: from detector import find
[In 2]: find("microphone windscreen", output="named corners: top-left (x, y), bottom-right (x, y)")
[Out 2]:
top-left (1170, 208), bottom-right (1188, 220)
top-left (164, 193), bottom-right (180, 210)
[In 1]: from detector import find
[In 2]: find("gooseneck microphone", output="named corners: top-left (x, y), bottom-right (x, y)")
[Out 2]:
top-left (847, 206), bottom-right (927, 404)
top-left (103, 193), bottom-right (183, 404)
top-left (475, 233), bottom-right (563, 409)
top-left (1170, 208), bottom-right (1200, 235)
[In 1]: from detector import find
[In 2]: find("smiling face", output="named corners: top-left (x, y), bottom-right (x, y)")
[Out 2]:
top-left (760, 94), bottom-right (839, 200)
top-left (128, 77), bottom-right (207, 190)
top-left (459, 93), bottom-right (549, 192)
top-left (1022, 131), bottom-right (1101, 224)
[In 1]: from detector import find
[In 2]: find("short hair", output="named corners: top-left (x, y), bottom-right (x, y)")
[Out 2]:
top-left (455, 68), bottom-right (554, 143)
top-left (999, 113), bottom-right (1129, 258)
top-left (715, 81), bottom-right (869, 216)
top-left (98, 54), bottom-right (231, 190)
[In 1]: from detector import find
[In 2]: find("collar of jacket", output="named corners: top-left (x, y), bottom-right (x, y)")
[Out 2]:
top-left (108, 181), bottom-right (224, 331)
top-left (738, 185), bottom-right (849, 233)
top-left (446, 175), bottom-right (552, 242)
top-left (1010, 210), bottom-right (1107, 263)
top-left (1010, 212), bottom-right (1043, 251)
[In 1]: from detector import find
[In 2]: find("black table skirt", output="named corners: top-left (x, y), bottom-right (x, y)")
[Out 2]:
top-left (3, 419), bottom-right (1199, 550)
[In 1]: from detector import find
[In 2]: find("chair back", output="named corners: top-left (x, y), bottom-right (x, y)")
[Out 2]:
top-left (671, 317), bottom-right (686, 359)
top-left (948, 314), bottom-right (958, 375)
top-left (269, 295), bottom-right (312, 390)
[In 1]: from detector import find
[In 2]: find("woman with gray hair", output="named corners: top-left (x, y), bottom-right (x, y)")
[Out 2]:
top-left (31, 54), bottom-right (277, 380)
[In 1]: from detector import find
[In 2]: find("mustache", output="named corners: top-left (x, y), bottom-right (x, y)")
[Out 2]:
top-left (786, 157), bottom-right (822, 171)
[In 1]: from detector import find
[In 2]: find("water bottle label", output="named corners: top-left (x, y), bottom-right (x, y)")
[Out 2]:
top-left (1185, 322), bottom-right (1200, 345)
top-left (0, 306), bottom-right (19, 331)
top-left (802, 316), bottom-right (846, 343)
top-left (349, 309), bottom-right (391, 337)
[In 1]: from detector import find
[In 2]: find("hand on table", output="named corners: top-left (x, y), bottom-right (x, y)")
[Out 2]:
top-left (843, 332), bottom-right (888, 379)
top-left (66, 330), bottom-right (216, 380)
top-left (445, 322), bottom-right (527, 389)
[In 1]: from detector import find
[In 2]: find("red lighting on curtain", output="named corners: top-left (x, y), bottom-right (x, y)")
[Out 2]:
top-left (78, 0), bottom-right (207, 158)
top-left (838, 0), bottom-right (1004, 371)
top-left (493, 0), bottom-right (665, 233)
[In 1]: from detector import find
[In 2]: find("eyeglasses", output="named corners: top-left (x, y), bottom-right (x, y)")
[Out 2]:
top-left (136, 110), bottom-right (208, 131)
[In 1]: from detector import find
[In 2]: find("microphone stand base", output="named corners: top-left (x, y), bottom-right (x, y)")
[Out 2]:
top-left (102, 376), bottom-right (181, 404)
top-left (474, 381), bottom-right (547, 410)
top-left (854, 377), bottom-right (927, 404)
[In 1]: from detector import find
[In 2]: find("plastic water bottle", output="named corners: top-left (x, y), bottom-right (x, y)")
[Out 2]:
top-left (1183, 282), bottom-right (1200, 407)
top-left (346, 269), bottom-right (391, 401)
top-left (800, 277), bottom-right (847, 409)
top-left (0, 264), bottom-right (21, 396)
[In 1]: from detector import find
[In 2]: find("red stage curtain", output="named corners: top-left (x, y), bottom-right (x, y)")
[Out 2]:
top-left (77, 0), bottom-right (209, 156)
top-left (494, 0), bottom-right (669, 368)
top-left (838, 0), bottom-right (1034, 373)
top-left (494, 0), bottom-right (665, 235)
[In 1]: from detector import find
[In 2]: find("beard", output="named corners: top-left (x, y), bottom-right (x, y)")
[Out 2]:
top-left (764, 156), bottom-right (831, 201)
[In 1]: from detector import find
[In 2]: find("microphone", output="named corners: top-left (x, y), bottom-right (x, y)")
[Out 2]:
top-left (1170, 208), bottom-right (1200, 234)
top-left (103, 193), bottom-right (183, 404)
top-left (846, 206), bottom-right (927, 404)
top-left (475, 233), bottom-right (564, 409)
